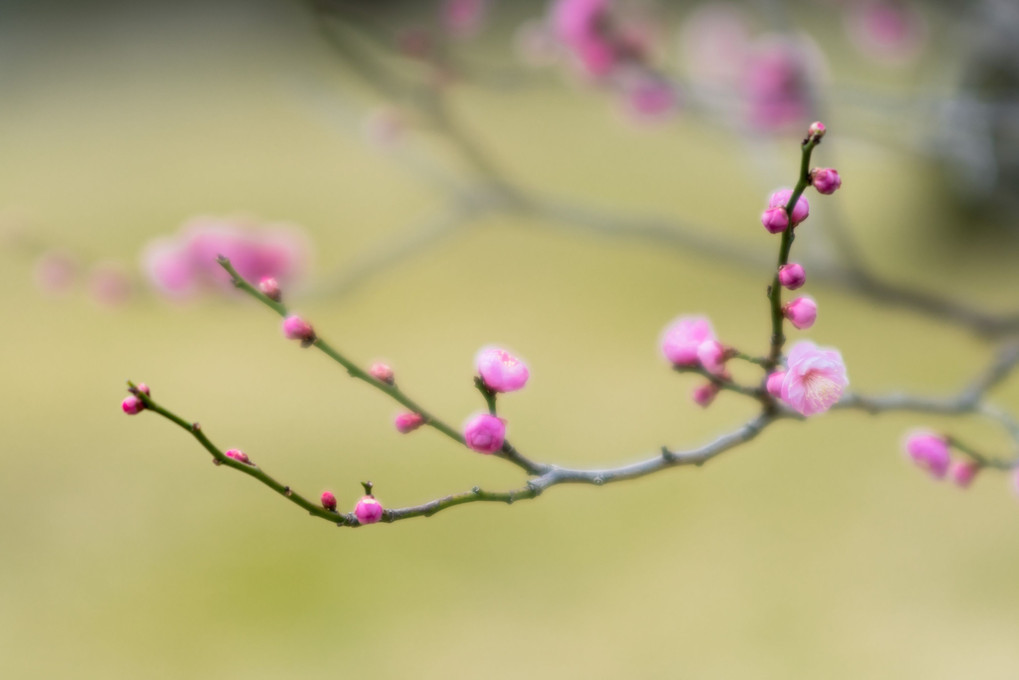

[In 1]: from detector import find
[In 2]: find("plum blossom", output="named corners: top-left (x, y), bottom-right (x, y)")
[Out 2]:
top-left (779, 341), bottom-right (848, 416)
top-left (141, 216), bottom-right (308, 299)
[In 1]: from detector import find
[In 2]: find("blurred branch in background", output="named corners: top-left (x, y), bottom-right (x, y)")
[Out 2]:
top-left (304, 0), bottom-right (1019, 339)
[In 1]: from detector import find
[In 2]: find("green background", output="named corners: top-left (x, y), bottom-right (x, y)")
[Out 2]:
top-left (2, 2), bottom-right (1018, 678)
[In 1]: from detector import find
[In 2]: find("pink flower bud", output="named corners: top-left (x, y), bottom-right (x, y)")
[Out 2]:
top-left (903, 431), bottom-right (950, 479)
top-left (808, 121), bottom-right (826, 139)
top-left (661, 316), bottom-right (716, 367)
top-left (394, 412), bottom-right (425, 434)
top-left (691, 382), bottom-right (719, 408)
top-left (282, 315), bottom-right (316, 346)
top-left (783, 296), bottom-right (817, 330)
top-left (354, 495), bottom-right (384, 524)
top-left (810, 168), bottom-right (842, 195)
top-left (780, 341), bottom-right (848, 416)
top-left (766, 371), bottom-right (785, 398)
top-left (778, 263), bottom-right (806, 290)
top-left (258, 276), bottom-right (281, 301)
top-left (136, 383), bottom-right (151, 396)
top-left (370, 362), bottom-right (395, 385)
top-left (476, 347), bottom-right (530, 393)
top-left (760, 207), bottom-right (789, 234)
top-left (318, 491), bottom-right (337, 511)
top-left (121, 395), bottom-right (145, 415)
top-left (768, 189), bottom-right (810, 226)
top-left (463, 413), bottom-right (506, 454)
top-left (696, 340), bottom-right (727, 376)
top-left (949, 460), bottom-right (979, 488)
top-left (225, 449), bottom-right (251, 464)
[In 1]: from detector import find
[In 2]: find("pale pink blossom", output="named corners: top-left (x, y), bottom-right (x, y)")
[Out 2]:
top-left (811, 168), bottom-right (842, 195)
top-left (661, 316), bottom-right (716, 367)
top-left (780, 341), bottom-right (848, 416)
top-left (696, 340), bottom-right (727, 376)
top-left (783, 296), bottom-right (817, 330)
top-left (778, 263), bottom-right (806, 290)
top-left (321, 491), bottom-right (337, 511)
top-left (949, 460), bottom-right (979, 488)
top-left (354, 495), bottom-right (384, 524)
top-left (768, 189), bottom-right (810, 226)
top-left (463, 413), bottom-right (506, 454)
top-left (902, 431), bottom-right (950, 479)
top-left (765, 371), bottom-right (785, 399)
top-left (395, 412), bottom-right (425, 434)
top-left (691, 382), bottom-right (719, 408)
top-left (476, 347), bottom-right (530, 393)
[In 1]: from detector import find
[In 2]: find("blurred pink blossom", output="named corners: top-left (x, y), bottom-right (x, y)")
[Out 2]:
top-left (33, 250), bottom-right (78, 296)
top-left (742, 37), bottom-right (824, 133)
top-left (678, 4), bottom-right (750, 87)
top-left (141, 217), bottom-right (309, 299)
top-left (903, 431), bottom-right (950, 479)
top-left (845, 1), bottom-right (927, 65)
top-left (442, 0), bottom-right (489, 38)
top-left (88, 261), bottom-right (132, 307)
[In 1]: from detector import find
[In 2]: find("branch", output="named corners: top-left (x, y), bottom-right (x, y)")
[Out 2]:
top-left (217, 256), bottom-right (549, 477)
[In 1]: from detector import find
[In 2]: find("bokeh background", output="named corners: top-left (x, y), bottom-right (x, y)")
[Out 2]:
top-left (3, 1), bottom-right (1019, 677)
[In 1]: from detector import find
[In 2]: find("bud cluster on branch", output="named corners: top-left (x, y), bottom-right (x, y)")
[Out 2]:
top-left (122, 124), bottom-right (1019, 531)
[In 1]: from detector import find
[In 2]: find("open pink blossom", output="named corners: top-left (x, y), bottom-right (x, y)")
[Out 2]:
top-left (768, 189), bottom-right (810, 226)
top-left (780, 341), bottom-right (848, 416)
top-left (902, 431), bottom-right (950, 479)
top-left (463, 413), bottom-right (506, 454)
top-left (476, 347), bottom-right (530, 393)
top-left (354, 495), bottom-right (384, 524)
top-left (661, 316), bottom-right (716, 367)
